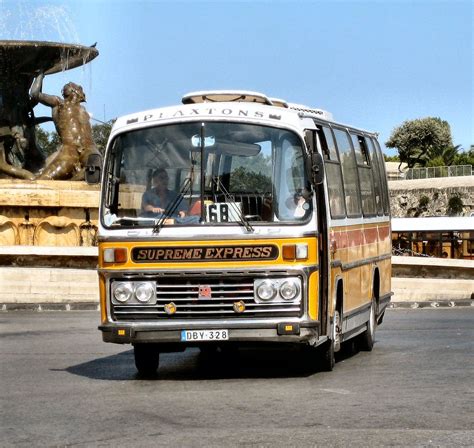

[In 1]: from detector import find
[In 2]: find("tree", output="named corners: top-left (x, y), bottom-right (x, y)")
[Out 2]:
top-left (452, 147), bottom-right (474, 166)
top-left (447, 195), bottom-right (464, 216)
top-left (426, 145), bottom-right (460, 167)
top-left (229, 154), bottom-right (272, 193)
top-left (385, 117), bottom-right (453, 168)
top-left (383, 154), bottom-right (400, 162)
top-left (92, 119), bottom-right (115, 155)
top-left (35, 118), bottom-right (115, 158)
top-left (35, 126), bottom-right (60, 157)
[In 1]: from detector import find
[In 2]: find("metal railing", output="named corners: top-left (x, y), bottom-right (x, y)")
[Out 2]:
top-left (404, 165), bottom-right (472, 180)
top-left (392, 247), bottom-right (432, 257)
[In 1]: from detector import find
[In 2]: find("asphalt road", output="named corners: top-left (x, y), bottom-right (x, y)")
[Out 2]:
top-left (1, 308), bottom-right (473, 447)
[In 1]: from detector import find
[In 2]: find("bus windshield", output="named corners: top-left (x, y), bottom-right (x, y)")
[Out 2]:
top-left (103, 121), bottom-right (312, 228)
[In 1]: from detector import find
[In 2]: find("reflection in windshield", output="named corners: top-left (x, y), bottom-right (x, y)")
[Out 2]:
top-left (103, 121), bottom-right (311, 228)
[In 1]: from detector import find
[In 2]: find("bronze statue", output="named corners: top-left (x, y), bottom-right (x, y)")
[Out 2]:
top-left (0, 75), bottom-right (44, 180)
top-left (30, 73), bottom-right (100, 180)
top-left (0, 41), bottom-right (99, 181)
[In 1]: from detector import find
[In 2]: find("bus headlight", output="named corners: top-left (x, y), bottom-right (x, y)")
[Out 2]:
top-left (279, 280), bottom-right (299, 301)
top-left (256, 280), bottom-right (277, 301)
top-left (113, 282), bottom-right (133, 303)
top-left (135, 282), bottom-right (155, 303)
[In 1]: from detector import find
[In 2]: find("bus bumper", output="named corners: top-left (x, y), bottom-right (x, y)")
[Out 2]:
top-left (99, 320), bottom-right (320, 346)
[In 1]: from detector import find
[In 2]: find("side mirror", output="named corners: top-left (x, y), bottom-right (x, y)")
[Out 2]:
top-left (304, 129), bottom-right (324, 186)
top-left (310, 152), bottom-right (324, 185)
top-left (85, 153), bottom-right (102, 184)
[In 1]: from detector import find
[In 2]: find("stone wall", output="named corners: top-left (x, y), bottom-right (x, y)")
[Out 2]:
top-left (0, 180), bottom-right (100, 247)
top-left (1, 176), bottom-right (473, 247)
top-left (389, 176), bottom-right (474, 218)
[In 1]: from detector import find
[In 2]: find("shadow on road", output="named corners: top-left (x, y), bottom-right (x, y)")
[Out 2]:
top-left (63, 345), bottom-right (362, 381)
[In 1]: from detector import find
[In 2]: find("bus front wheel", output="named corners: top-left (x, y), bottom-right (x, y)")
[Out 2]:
top-left (133, 343), bottom-right (160, 376)
top-left (319, 339), bottom-right (335, 371)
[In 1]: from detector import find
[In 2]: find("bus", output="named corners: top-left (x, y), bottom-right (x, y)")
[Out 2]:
top-left (392, 216), bottom-right (474, 259)
top-left (88, 91), bottom-right (392, 375)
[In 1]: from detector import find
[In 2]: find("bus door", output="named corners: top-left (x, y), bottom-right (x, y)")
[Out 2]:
top-left (305, 128), bottom-right (329, 335)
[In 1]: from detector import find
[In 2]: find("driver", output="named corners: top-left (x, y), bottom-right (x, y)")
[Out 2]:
top-left (141, 168), bottom-right (187, 218)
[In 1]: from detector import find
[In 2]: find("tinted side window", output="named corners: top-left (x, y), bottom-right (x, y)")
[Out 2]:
top-left (372, 137), bottom-right (390, 215)
top-left (318, 127), bottom-right (345, 218)
top-left (367, 137), bottom-right (384, 215)
top-left (333, 128), bottom-right (361, 217)
top-left (323, 127), bottom-right (339, 161)
top-left (351, 133), bottom-right (376, 216)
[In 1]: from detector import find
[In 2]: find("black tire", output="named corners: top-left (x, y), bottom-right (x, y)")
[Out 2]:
top-left (133, 344), bottom-right (160, 376)
top-left (199, 344), bottom-right (218, 355)
top-left (319, 339), bottom-right (335, 372)
top-left (359, 300), bottom-right (376, 351)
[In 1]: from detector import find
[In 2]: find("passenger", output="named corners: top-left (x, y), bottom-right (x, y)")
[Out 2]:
top-left (285, 188), bottom-right (311, 218)
top-left (141, 168), bottom-right (187, 218)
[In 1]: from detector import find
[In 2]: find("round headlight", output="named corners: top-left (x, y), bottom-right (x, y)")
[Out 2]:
top-left (256, 280), bottom-right (277, 301)
top-left (279, 280), bottom-right (299, 301)
top-left (135, 282), bottom-right (155, 303)
top-left (113, 282), bottom-right (133, 303)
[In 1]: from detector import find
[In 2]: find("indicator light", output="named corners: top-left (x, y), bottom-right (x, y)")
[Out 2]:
top-left (277, 322), bottom-right (300, 335)
top-left (282, 244), bottom-right (296, 260)
top-left (295, 244), bottom-right (308, 260)
top-left (282, 244), bottom-right (308, 261)
top-left (103, 248), bottom-right (127, 263)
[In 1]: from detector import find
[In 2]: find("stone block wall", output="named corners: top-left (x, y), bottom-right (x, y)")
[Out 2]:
top-left (389, 177), bottom-right (474, 218)
top-left (0, 180), bottom-right (100, 246)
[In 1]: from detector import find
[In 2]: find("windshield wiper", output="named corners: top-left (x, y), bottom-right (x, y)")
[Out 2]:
top-left (152, 177), bottom-right (192, 234)
top-left (109, 216), bottom-right (156, 226)
top-left (212, 177), bottom-right (254, 232)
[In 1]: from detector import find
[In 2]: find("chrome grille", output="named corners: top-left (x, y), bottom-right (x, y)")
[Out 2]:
top-left (111, 276), bottom-right (302, 321)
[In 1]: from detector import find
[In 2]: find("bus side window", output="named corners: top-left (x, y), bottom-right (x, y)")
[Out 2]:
top-left (351, 133), bottom-right (376, 216)
top-left (332, 128), bottom-right (362, 217)
top-left (366, 137), bottom-right (384, 215)
top-left (317, 126), bottom-right (346, 218)
top-left (371, 137), bottom-right (390, 215)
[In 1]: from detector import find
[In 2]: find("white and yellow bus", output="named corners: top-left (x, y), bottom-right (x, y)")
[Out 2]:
top-left (89, 91), bottom-right (392, 375)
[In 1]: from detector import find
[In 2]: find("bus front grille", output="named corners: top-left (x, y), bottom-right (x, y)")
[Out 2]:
top-left (111, 276), bottom-right (302, 321)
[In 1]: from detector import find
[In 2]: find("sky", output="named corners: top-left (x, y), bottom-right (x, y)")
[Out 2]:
top-left (1, 0), bottom-right (473, 155)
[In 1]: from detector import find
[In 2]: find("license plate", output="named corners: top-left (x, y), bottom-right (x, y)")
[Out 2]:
top-left (181, 329), bottom-right (229, 341)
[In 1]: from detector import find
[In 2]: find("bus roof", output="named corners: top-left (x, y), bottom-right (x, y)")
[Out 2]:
top-left (182, 90), bottom-right (334, 120)
top-left (110, 90), bottom-right (377, 136)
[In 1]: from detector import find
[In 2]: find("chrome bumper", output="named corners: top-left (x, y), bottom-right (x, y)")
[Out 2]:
top-left (99, 319), bottom-right (320, 345)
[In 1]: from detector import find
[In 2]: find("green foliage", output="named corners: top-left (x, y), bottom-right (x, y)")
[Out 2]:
top-left (426, 144), bottom-right (460, 167)
top-left (426, 156), bottom-right (445, 167)
top-left (385, 117), bottom-right (453, 168)
top-left (229, 166), bottom-right (272, 193)
top-left (413, 195), bottom-right (430, 217)
top-left (419, 195), bottom-right (430, 208)
top-left (92, 119), bottom-right (115, 155)
top-left (383, 154), bottom-right (400, 162)
top-left (447, 195), bottom-right (464, 216)
top-left (452, 147), bottom-right (474, 166)
top-left (35, 119), bottom-right (115, 157)
top-left (35, 126), bottom-right (59, 157)
top-left (229, 154), bottom-right (272, 193)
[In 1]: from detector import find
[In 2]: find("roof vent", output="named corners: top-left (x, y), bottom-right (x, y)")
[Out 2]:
top-left (268, 97), bottom-right (289, 108)
top-left (288, 103), bottom-right (334, 121)
top-left (182, 90), bottom-right (273, 105)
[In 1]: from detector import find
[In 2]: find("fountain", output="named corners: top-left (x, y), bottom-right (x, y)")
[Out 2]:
top-left (0, 40), bottom-right (98, 179)
top-left (0, 40), bottom-right (101, 249)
